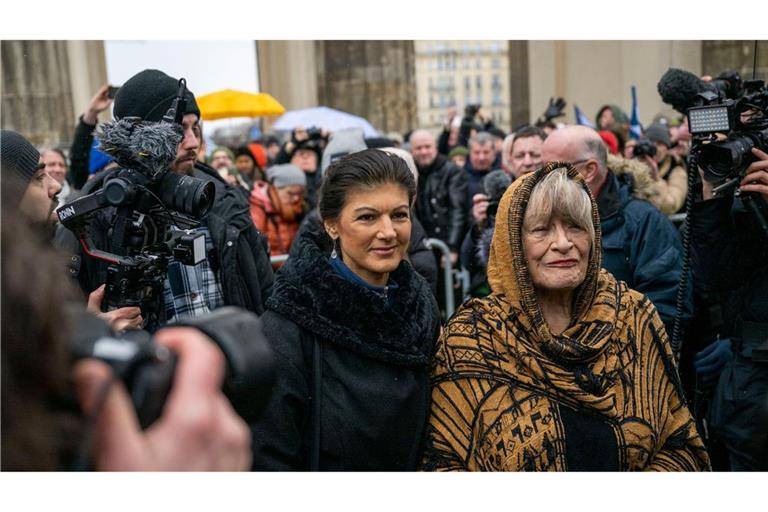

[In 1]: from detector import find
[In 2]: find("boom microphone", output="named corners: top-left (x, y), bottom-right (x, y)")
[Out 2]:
top-left (657, 68), bottom-right (716, 114)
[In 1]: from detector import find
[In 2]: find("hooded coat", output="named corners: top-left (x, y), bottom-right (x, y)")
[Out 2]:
top-left (250, 224), bottom-right (440, 470)
top-left (422, 163), bottom-right (709, 471)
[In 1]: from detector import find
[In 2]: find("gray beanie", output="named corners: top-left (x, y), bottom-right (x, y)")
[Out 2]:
top-left (644, 122), bottom-right (671, 148)
top-left (320, 128), bottom-right (367, 174)
top-left (266, 163), bottom-right (306, 188)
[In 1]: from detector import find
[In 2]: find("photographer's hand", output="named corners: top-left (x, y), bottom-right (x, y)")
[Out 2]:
top-left (640, 155), bottom-right (660, 181)
top-left (82, 84), bottom-right (114, 125)
top-left (73, 327), bottom-right (252, 471)
top-left (87, 285), bottom-right (143, 331)
top-left (739, 147), bottom-right (768, 203)
top-left (472, 193), bottom-right (490, 227)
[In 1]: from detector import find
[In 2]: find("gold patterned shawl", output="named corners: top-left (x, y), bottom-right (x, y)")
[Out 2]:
top-left (422, 163), bottom-right (710, 471)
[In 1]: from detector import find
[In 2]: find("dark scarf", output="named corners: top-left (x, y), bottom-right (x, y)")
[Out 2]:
top-left (266, 226), bottom-right (437, 367)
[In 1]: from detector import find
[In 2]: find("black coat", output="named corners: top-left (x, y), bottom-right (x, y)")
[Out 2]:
top-left (251, 226), bottom-right (440, 470)
top-left (54, 162), bottom-right (274, 318)
top-left (414, 154), bottom-right (468, 251)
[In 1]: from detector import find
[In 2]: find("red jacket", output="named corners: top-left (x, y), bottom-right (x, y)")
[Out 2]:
top-left (249, 181), bottom-right (302, 266)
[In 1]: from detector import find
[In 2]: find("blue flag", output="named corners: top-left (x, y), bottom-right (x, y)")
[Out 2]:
top-left (629, 85), bottom-right (643, 140)
top-left (574, 105), bottom-right (595, 128)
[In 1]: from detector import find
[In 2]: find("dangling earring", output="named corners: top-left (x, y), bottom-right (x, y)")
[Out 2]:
top-left (331, 238), bottom-right (338, 259)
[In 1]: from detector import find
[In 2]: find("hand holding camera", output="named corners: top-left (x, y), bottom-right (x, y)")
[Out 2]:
top-left (73, 325), bottom-right (252, 471)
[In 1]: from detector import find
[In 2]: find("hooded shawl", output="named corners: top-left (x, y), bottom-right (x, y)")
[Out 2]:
top-left (422, 163), bottom-right (709, 471)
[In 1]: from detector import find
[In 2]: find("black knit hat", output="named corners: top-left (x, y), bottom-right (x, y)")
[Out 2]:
top-left (113, 69), bottom-right (200, 123)
top-left (1, 130), bottom-right (41, 184)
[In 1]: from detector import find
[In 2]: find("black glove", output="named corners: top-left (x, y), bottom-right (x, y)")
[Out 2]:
top-left (538, 97), bottom-right (567, 124)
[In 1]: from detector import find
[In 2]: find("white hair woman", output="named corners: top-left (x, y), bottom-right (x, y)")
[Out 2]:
top-left (422, 162), bottom-right (710, 471)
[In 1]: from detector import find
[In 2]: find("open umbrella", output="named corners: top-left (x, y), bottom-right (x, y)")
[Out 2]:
top-left (272, 106), bottom-right (379, 137)
top-left (197, 89), bottom-right (285, 120)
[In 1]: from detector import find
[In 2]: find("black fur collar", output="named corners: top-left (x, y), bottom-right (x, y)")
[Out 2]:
top-left (266, 227), bottom-right (438, 367)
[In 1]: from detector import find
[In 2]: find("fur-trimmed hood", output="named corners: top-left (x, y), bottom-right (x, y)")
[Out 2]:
top-left (266, 225), bottom-right (439, 368)
top-left (606, 154), bottom-right (658, 203)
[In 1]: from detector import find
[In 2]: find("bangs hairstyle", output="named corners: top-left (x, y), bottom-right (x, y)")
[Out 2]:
top-left (523, 167), bottom-right (595, 248)
top-left (319, 148), bottom-right (416, 222)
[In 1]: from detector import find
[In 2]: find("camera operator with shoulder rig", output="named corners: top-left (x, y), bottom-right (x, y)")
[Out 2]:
top-left (660, 66), bottom-right (768, 470)
top-left (54, 69), bottom-right (274, 330)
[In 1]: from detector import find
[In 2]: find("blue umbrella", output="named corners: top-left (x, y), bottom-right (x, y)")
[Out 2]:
top-left (272, 106), bottom-right (379, 138)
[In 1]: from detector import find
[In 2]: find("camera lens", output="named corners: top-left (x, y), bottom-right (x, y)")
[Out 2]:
top-left (699, 134), bottom-right (756, 181)
top-left (159, 172), bottom-right (215, 218)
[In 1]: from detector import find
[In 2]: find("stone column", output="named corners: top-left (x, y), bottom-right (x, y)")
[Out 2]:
top-left (1, 40), bottom-right (76, 146)
top-left (316, 41), bottom-right (417, 135)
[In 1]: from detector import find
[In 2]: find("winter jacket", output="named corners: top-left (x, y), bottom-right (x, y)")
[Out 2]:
top-left (601, 155), bottom-right (689, 336)
top-left (249, 181), bottom-right (303, 263)
top-left (251, 225), bottom-right (440, 470)
top-left (54, 162), bottom-right (274, 317)
top-left (653, 154), bottom-right (688, 215)
top-left (68, 116), bottom-right (97, 190)
top-left (414, 154), bottom-right (469, 252)
top-left (690, 194), bottom-right (768, 470)
top-left (462, 153), bottom-right (501, 212)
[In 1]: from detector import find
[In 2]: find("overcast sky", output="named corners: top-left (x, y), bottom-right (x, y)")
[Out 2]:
top-left (105, 41), bottom-right (261, 148)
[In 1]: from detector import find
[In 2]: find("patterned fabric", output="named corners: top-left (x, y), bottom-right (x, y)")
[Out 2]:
top-left (163, 227), bottom-right (224, 322)
top-left (422, 163), bottom-right (710, 471)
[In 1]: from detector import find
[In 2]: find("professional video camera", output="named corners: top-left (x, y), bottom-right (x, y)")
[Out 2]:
top-left (56, 78), bottom-right (215, 329)
top-left (69, 306), bottom-right (275, 430)
top-left (632, 138), bottom-right (658, 159)
top-left (658, 67), bottom-right (768, 235)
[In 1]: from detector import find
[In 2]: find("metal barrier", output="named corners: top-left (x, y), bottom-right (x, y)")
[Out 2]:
top-left (668, 213), bottom-right (687, 226)
top-left (424, 237), bottom-right (457, 318)
top-left (269, 254), bottom-right (289, 266)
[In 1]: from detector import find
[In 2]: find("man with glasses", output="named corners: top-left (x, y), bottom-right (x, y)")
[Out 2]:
top-left (541, 125), bottom-right (687, 337)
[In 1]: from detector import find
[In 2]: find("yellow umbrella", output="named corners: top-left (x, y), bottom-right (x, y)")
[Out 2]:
top-left (197, 89), bottom-right (285, 120)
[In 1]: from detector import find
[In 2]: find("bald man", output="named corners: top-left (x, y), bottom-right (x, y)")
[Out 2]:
top-left (541, 125), bottom-right (688, 337)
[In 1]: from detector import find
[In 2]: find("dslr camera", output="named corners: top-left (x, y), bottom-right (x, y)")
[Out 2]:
top-left (632, 138), bottom-right (658, 159)
top-left (69, 306), bottom-right (275, 429)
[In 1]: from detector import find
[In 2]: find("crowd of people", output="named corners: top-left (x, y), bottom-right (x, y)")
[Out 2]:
top-left (2, 65), bottom-right (766, 472)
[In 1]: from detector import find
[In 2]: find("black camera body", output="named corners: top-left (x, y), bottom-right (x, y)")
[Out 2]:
top-left (632, 138), bottom-right (658, 159)
top-left (685, 79), bottom-right (768, 187)
top-left (69, 306), bottom-right (275, 429)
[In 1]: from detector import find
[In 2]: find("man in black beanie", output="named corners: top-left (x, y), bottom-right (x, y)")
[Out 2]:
top-left (1, 129), bottom-right (62, 227)
top-left (55, 69), bottom-right (274, 325)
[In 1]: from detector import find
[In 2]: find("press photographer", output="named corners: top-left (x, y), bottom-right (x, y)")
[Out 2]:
top-left (54, 69), bottom-right (274, 330)
top-left (659, 66), bottom-right (768, 470)
top-left (1, 145), bottom-right (274, 471)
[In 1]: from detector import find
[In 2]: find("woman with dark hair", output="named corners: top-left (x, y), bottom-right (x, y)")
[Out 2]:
top-left (250, 148), bottom-right (441, 470)
top-left (422, 163), bottom-right (709, 471)
top-left (234, 145), bottom-right (265, 183)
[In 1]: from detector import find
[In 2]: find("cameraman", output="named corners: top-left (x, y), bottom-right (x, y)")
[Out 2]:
top-left (635, 122), bottom-right (688, 215)
top-left (1, 159), bottom-right (251, 471)
top-left (55, 69), bottom-right (274, 326)
top-left (690, 146), bottom-right (768, 470)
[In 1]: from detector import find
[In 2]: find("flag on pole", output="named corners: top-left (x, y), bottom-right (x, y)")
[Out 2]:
top-left (574, 105), bottom-right (595, 128)
top-left (629, 85), bottom-right (643, 140)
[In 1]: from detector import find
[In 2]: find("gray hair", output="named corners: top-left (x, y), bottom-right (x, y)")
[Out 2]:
top-left (469, 131), bottom-right (495, 148)
top-left (523, 167), bottom-right (595, 250)
top-left (583, 135), bottom-right (608, 174)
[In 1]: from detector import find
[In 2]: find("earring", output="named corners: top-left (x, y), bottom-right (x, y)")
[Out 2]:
top-left (331, 238), bottom-right (338, 259)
